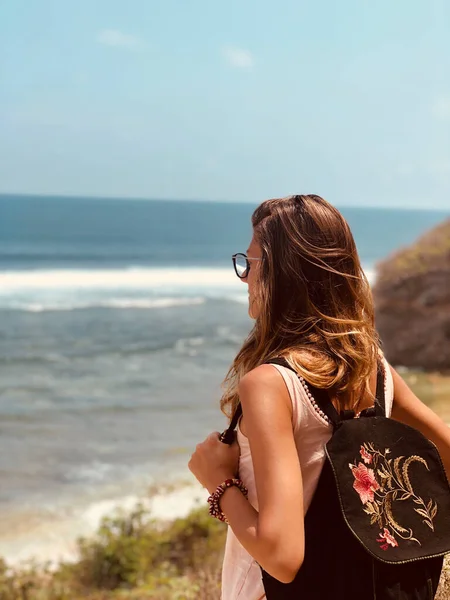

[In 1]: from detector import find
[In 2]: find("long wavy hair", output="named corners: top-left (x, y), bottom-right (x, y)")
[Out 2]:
top-left (220, 194), bottom-right (381, 421)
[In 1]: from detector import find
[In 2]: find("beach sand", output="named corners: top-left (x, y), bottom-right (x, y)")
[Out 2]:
top-left (0, 474), bottom-right (207, 567)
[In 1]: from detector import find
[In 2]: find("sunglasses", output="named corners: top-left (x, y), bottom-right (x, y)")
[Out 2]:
top-left (232, 253), bottom-right (262, 279)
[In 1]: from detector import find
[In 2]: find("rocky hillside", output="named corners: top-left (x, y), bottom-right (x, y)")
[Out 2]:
top-left (373, 218), bottom-right (450, 372)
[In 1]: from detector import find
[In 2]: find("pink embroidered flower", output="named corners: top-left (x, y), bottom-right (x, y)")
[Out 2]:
top-left (377, 528), bottom-right (398, 551)
top-left (360, 445), bottom-right (373, 464)
top-left (350, 462), bottom-right (380, 504)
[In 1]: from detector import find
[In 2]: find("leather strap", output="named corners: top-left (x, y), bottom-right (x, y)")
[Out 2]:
top-left (374, 359), bottom-right (386, 415)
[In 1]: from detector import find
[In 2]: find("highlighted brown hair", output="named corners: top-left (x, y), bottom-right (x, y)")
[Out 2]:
top-left (221, 194), bottom-right (381, 420)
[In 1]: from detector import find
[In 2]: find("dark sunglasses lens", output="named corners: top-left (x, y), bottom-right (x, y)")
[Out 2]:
top-left (234, 255), bottom-right (248, 278)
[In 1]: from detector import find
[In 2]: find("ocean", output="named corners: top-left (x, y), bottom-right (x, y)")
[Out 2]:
top-left (0, 193), bottom-right (448, 564)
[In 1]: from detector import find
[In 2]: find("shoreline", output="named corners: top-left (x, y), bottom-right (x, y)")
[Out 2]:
top-left (0, 474), bottom-right (207, 567)
top-left (1, 369), bottom-right (448, 569)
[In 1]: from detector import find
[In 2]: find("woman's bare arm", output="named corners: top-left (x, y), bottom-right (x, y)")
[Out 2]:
top-left (389, 363), bottom-right (450, 482)
top-left (218, 364), bottom-right (304, 583)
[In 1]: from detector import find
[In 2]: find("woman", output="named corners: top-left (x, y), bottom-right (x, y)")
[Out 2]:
top-left (188, 194), bottom-right (450, 600)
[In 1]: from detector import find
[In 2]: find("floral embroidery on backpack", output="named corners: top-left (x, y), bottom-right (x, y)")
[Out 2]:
top-left (348, 443), bottom-right (438, 550)
top-left (376, 527), bottom-right (398, 550)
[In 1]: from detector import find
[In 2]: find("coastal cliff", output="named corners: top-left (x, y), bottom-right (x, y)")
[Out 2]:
top-left (373, 218), bottom-right (450, 372)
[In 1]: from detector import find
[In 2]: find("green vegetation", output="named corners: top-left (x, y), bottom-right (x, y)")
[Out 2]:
top-left (1, 372), bottom-right (449, 600)
top-left (402, 370), bottom-right (450, 424)
top-left (0, 504), bottom-right (226, 599)
top-left (377, 218), bottom-right (450, 280)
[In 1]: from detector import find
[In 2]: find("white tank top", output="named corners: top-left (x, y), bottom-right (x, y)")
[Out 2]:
top-left (221, 357), bottom-right (394, 600)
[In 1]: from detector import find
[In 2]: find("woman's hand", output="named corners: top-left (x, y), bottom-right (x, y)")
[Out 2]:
top-left (188, 431), bottom-right (240, 494)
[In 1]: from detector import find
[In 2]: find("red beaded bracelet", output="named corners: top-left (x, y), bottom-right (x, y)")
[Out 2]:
top-left (207, 478), bottom-right (249, 524)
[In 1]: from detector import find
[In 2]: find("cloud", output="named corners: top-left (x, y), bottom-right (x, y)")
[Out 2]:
top-left (96, 29), bottom-right (145, 51)
top-left (431, 96), bottom-right (450, 121)
top-left (222, 46), bottom-right (254, 69)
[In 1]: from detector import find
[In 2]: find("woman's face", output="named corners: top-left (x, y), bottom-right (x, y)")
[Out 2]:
top-left (241, 234), bottom-right (262, 320)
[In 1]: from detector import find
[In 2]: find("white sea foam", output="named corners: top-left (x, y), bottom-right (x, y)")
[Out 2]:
top-left (0, 266), bottom-right (376, 312)
top-left (0, 267), bottom-right (240, 311)
top-left (174, 336), bottom-right (206, 356)
top-left (8, 297), bottom-right (206, 312)
top-left (0, 265), bottom-right (376, 292)
top-left (0, 267), bottom-right (238, 291)
top-left (106, 297), bottom-right (205, 309)
top-left (65, 461), bottom-right (116, 484)
top-left (225, 294), bottom-right (249, 304)
top-left (0, 479), bottom-right (207, 567)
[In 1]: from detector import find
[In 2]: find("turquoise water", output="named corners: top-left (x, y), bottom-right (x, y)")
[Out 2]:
top-left (0, 194), bottom-right (447, 528)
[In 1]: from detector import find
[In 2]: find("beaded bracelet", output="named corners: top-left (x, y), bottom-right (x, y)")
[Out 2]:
top-left (207, 478), bottom-right (249, 524)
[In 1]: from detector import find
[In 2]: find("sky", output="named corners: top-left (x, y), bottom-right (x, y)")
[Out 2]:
top-left (1, 1), bottom-right (449, 209)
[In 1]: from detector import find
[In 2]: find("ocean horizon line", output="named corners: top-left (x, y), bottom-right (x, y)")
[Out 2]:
top-left (1, 192), bottom-right (449, 213)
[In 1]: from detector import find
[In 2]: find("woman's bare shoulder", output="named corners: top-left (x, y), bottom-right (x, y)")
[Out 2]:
top-left (238, 364), bottom-right (293, 433)
top-left (239, 363), bottom-right (287, 388)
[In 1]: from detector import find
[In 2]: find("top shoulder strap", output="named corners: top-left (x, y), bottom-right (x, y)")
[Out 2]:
top-left (264, 356), bottom-right (297, 373)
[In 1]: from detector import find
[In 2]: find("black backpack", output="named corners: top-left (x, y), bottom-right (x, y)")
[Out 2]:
top-left (220, 357), bottom-right (450, 599)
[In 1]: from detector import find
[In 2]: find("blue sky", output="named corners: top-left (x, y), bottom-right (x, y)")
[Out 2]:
top-left (1, 1), bottom-right (449, 208)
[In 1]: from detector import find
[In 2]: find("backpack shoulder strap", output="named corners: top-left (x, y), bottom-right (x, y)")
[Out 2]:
top-left (374, 358), bottom-right (386, 416)
top-left (219, 403), bottom-right (242, 444)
